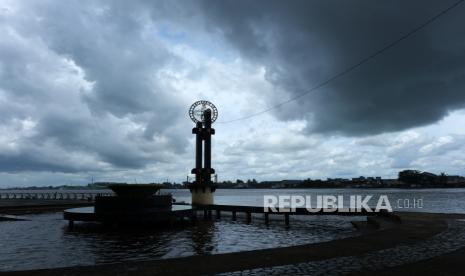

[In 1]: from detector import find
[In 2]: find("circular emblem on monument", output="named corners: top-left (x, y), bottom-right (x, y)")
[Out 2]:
top-left (189, 100), bottom-right (218, 124)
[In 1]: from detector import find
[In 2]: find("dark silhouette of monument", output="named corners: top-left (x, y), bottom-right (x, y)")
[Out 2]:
top-left (188, 101), bottom-right (218, 205)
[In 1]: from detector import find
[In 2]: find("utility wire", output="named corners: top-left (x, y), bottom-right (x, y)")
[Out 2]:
top-left (217, 0), bottom-right (464, 124)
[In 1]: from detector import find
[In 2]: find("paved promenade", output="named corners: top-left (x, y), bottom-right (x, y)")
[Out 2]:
top-left (218, 219), bottom-right (465, 275)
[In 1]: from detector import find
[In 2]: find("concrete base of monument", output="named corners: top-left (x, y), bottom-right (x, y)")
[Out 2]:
top-left (191, 187), bottom-right (215, 205)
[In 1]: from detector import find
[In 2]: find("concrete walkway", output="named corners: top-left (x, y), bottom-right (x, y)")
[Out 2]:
top-left (218, 219), bottom-right (465, 275)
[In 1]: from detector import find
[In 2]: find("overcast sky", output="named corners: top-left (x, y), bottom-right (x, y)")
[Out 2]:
top-left (1, 0), bottom-right (465, 187)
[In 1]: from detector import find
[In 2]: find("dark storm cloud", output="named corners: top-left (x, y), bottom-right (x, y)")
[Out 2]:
top-left (2, 0), bottom-right (465, 179)
top-left (0, 155), bottom-right (78, 173)
top-left (31, 1), bottom-right (182, 119)
top-left (0, 0), bottom-right (191, 173)
top-left (198, 0), bottom-right (465, 135)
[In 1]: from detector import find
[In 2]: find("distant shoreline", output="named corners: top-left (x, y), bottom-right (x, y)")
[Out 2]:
top-left (2, 186), bottom-right (465, 190)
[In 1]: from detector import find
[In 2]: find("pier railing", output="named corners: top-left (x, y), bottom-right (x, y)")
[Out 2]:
top-left (0, 192), bottom-right (113, 201)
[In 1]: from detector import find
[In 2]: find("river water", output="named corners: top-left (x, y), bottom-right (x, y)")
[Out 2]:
top-left (1, 188), bottom-right (464, 271)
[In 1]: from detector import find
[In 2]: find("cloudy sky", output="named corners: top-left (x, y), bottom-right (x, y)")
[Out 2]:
top-left (1, 0), bottom-right (465, 187)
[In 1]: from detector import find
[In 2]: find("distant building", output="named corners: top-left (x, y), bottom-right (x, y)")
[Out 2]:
top-left (271, 183), bottom-right (286, 189)
top-left (382, 179), bottom-right (401, 187)
top-left (446, 175), bottom-right (465, 185)
top-left (351, 176), bottom-right (366, 183)
top-left (281, 180), bottom-right (302, 187)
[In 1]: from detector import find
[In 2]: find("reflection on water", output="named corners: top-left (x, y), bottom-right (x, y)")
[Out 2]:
top-left (0, 212), bottom-right (360, 271)
top-left (2, 188), bottom-right (465, 271)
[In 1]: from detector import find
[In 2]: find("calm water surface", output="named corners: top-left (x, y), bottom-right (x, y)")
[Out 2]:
top-left (1, 188), bottom-right (465, 271)
top-left (177, 188), bottom-right (465, 213)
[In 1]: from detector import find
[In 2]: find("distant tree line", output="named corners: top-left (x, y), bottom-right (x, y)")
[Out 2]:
top-left (3, 170), bottom-right (465, 190)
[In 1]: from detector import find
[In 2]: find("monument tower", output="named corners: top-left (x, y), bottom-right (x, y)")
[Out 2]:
top-left (188, 100), bottom-right (218, 205)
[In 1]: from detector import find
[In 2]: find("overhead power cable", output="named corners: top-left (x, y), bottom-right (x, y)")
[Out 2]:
top-left (217, 0), bottom-right (464, 124)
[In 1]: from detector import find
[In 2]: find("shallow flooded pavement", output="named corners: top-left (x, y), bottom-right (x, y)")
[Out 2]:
top-left (0, 212), bottom-right (361, 271)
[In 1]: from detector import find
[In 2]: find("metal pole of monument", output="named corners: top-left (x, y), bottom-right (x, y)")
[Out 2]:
top-left (204, 109), bottom-right (212, 179)
top-left (194, 121), bottom-right (203, 187)
top-left (189, 101), bottom-right (217, 206)
top-left (204, 109), bottom-right (215, 202)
